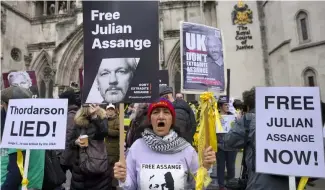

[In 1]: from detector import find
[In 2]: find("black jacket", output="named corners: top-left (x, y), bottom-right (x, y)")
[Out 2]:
top-left (125, 104), bottom-right (149, 149)
top-left (172, 99), bottom-right (197, 143)
top-left (69, 109), bottom-right (111, 190)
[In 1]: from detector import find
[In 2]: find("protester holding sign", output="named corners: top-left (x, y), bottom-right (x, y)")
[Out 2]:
top-left (0, 86), bottom-right (45, 190)
top-left (216, 95), bottom-right (237, 190)
top-left (69, 104), bottom-right (111, 190)
top-left (224, 87), bottom-right (289, 190)
top-left (114, 98), bottom-right (216, 189)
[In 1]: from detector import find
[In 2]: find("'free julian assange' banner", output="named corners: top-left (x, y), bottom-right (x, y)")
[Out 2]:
top-left (82, 1), bottom-right (159, 104)
top-left (180, 22), bottom-right (225, 93)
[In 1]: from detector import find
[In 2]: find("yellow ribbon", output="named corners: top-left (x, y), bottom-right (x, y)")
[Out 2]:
top-left (17, 149), bottom-right (29, 187)
top-left (297, 177), bottom-right (309, 190)
top-left (195, 92), bottom-right (218, 190)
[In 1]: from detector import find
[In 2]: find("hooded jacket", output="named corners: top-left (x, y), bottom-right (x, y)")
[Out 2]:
top-left (224, 110), bottom-right (289, 190)
top-left (172, 99), bottom-right (197, 144)
top-left (69, 108), bottom-right (111, 190)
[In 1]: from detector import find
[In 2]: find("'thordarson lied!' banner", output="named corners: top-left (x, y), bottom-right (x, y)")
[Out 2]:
top-left (82, 1), bottom-right (159, 104)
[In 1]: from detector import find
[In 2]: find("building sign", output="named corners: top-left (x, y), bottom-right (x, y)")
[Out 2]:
top-left (232, 0), bottom-right (254, 51)
top-left (235, 25), bottom-right (253, 51)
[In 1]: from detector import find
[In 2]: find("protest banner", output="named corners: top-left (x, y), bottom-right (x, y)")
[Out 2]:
top-left (158, 70), bottom-right (169, 87)
top-left (140, 164), bottom-right (185, 190)
top-left (82, 1), bottom-right (159, 104)
top-left (180, 22), bottom-right (226, 94)
top-left (2, 70), bottom-right (39, 98)
top-left (216, 115), bottom-right (236, 133)
top-left (1, 99), bottom-right (68, 150)
top-left (255, 87), bottom-right (325, 179)
top-left (82, 1), bottom-right (159, 163)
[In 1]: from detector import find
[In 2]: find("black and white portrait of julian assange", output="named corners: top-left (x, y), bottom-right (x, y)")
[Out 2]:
top-left (86, 58), bottom-right (139, 104)
top-left (205, 29), bottom-right (225, 88)
top-left (7, 71), bottom-right (38, 98)
top-left (7, 71), bottom-right (32, 89)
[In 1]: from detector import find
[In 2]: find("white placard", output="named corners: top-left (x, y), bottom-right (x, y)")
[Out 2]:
top-left (255, 87), bottom-right (325, 178)
top-left (216, 115), bottom-right (236, 133)
top-left (139, 163), bottom-right (186, 189)
top-left (1, 99), bottom-right (68, 150)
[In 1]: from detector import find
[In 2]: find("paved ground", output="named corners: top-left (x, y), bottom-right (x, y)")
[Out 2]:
top-left (63, 152), bottom-right (325, 189)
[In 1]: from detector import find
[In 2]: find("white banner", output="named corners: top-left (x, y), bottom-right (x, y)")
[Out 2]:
top-left (216, 115), bottom-right (236, 133)
top-left (255, 87), bottom-right (325, 178)
top-left (1, 99), bottom-right (68, 150)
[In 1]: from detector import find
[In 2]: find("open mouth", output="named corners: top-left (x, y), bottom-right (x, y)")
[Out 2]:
top-left (157, 121), bottom-right (165, 128)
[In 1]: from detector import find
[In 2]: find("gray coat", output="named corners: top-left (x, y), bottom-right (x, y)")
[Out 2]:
top-left (224, 110), bottom-right (289, 190)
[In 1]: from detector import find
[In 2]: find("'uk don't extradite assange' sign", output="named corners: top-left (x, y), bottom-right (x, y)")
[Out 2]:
top-left (1, 99), bottom-right (68, 150)
top-left (256, 87), bottom-right (325, 178)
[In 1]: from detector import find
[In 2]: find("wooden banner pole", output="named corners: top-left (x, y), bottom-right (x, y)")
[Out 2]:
top-left (119, 103), bottom-right (125, 164)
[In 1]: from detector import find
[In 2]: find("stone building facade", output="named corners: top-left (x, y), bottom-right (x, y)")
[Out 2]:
top-left (1, 1), bottom-right (324, 100)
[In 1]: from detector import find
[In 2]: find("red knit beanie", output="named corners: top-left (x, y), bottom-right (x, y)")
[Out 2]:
top-left (147, 98), bottom-right (176, 123)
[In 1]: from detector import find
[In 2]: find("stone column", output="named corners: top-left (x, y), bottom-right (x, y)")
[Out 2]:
top-left (67, 0), bottom-right (71, 12)
top-left (55, 0), bottom-right (59, 14)
top-left (43, 1), bottom-right (47, 16)
top-left (45, 81), bottom-right (49, 98)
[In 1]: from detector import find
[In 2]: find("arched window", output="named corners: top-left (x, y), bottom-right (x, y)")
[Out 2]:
top-left (40, 80), bottom-right (46, 98)
top-left (296, 11), bottom-right (310, 43)
top-left (303, 68), bottom-right (317, 87)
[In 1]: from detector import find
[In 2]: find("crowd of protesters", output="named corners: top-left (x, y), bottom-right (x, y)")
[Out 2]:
top-left (1, 85), bottom-right (324, 190)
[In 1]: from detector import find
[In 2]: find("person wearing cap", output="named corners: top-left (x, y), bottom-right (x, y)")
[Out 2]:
top-left (113, 98), bottom-right (216, 189)
top-left (104, 103), bottom-right (120, 190)
top-left (216, 95), bottom-right (237, 190)
top-left (159, 86), bottom-right (197, 144)
top-left (1, 86), bottom-right (45, 190)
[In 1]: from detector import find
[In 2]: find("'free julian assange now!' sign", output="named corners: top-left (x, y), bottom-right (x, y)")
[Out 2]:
top-left (256, 87), bottom-right (325, 178)
top-left (1, 99), bottom-right (68, 150)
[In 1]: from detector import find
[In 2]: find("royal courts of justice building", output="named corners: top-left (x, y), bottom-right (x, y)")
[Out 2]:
top-left (1, 1), bottom-right (325, 100)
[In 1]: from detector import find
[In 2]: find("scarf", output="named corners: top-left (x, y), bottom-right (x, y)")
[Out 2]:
top-left (142, 128), bottom-right (190, 154)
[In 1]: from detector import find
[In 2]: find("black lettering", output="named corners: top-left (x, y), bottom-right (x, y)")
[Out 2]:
top-left (266, 117), bottom-right (273, 127)
top-left (291, 96), bottom-right (302, 110)
top-left (303, 96), bottom-right (314, 110)
top-left (10, 121), bottom-right (18, 136)
top-left (23, 121), bottom-right (35, 137)
top-left (294, 151), bottom-right (311, 165)
top-left (279, 150), bottom-right (293, 164)
top-left (36, 121), bottom-right (50, 137)
top-left (33, 108), bottom-right (39, 114)
top-left (27, 106), bottom-right (33, 114)
top-left (305, 118), bottom-right (313, 128)
top-left (275, 118), bottom-right (283, 127)
top-left (264, 149), bottom-right (277, 163)
top-left (277, 96), bottom-right (289, 109)
top-left (265, 96), bottom-right (275, 109)
top-left (266, 133), bottom-right (273, 141)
